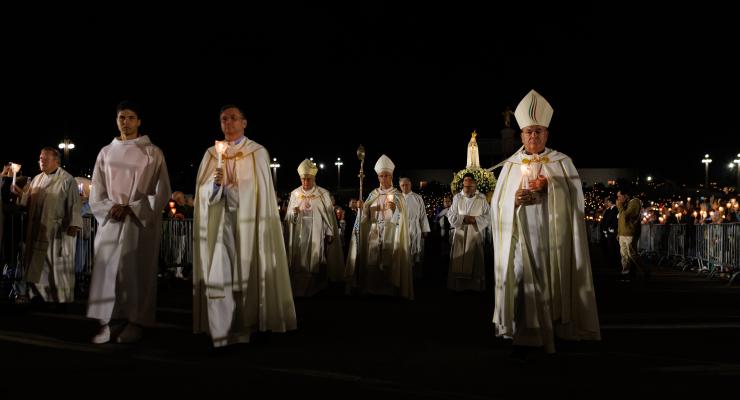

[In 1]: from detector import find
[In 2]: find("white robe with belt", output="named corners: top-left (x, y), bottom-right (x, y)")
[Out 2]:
top-left (22, 167), bottom-right (82, 302)
top-left (193, 138), bottom-right (296, 347)
top-left (87, 135), bottom-right (171, 325)
top-left (490, 148), bottom-right (600, 352)
top-left (447, 191), bottom-right (489, 292)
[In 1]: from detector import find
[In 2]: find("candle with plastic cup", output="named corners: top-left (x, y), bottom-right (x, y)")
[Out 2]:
top-left (10, 162), bottom-right (21, 186)
top-left (520, 164), bottom-right (530, 190)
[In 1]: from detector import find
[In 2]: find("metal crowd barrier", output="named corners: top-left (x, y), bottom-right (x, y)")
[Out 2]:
top-left (2, 214), bottom-right (195, 299)
top-left (160, 218), bottom-right (193, 267)
top-left (638, 223), bottom-right (740, 284)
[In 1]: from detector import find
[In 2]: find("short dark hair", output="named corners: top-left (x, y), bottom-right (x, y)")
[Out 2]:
top-left (463, 173), bottom-right (476, 181)
top-left (219, 104), bottom-right (246, 119)
top-left (41, 147), bottom-right (61, 161)
top-left (116, 100), bottom-right (142, 119)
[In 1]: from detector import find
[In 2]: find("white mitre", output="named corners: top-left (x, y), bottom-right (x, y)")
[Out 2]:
top-left (374, 154), bottom-right (395, 174)
top-left (514, 89), bottom-right (554, 128)
top-left (297, 158), bottom-right (318, 177)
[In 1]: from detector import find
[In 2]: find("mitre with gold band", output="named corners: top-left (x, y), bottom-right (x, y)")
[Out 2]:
top-left (297, 158), bottom-right (318, 177)
top-left (374, 154), bottom-right (395, 174)
top-left (514, 89), bottom-right (553, 128)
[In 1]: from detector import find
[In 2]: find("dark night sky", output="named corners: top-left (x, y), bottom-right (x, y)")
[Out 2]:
top-left (3, 4), bottom-right (738, 191)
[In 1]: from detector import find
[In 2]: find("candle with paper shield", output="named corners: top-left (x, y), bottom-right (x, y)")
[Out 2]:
top-left (215, 141), bottom-right (229, 168)
top-left (10, 163), bottom-right (21, 186)
top-left (520, 164), bottom-right (530, 190)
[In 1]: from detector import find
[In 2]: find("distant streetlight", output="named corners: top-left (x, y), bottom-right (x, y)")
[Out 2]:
top-left (269, 157), bottom-right (280, 189)
top-left (58, 139), bottom-right (75, 167)
top-left (701, 154), bottom-right (712, 193)
top-left (733, 153), bottom-right (740, 192)
top-left (334, 157), bottom-right (344, 190)
top-left (646, 176), bottom-right (652, 182)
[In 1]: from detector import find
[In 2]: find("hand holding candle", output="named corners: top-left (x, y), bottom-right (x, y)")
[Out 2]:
top-left (215, 140), bottom-right (229, 168)
top-left (385, 192), bottom-right (395, 211)
top-left (10, 162), bottom-right (21, 186)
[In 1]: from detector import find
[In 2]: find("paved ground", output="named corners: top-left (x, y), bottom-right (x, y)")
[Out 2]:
top-left (1, 247), bottom-right (739, 399)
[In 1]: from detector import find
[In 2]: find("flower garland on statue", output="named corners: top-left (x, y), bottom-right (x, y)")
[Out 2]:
top-left (450, 167), bottom-right (497, 195)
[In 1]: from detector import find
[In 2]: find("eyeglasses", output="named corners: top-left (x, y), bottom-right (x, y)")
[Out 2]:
top-left (522, 127), bottom-right (546, 135)
top-left (220, 115), bottom-right (244, 122)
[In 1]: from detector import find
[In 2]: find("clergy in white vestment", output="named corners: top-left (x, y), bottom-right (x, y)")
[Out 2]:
top-left (87, 101), bottom-right (171, 344)
top-left (490, 90), bottom-right (600, 355)
top-left (193, 105), bottom-right (296, 347)
top-left (398, 177), bottom-right (430, 279)
top-left (447, 173), bottom-right (489, 292)
top-left (13, 147), bottom-right (82, 303)
top-left (345, 154), bottom-right (413, 299)
top-left (284, 159), bottom-right (345, 296)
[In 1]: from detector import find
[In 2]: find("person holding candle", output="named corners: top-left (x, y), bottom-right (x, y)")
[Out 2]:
top-left (283, 159), bottom-right (344, 296)
top-left (87, 101), bottom-right (171, 344)
top-left (345, 154), bottom-right (413, 299)
top-left (193, 105), bottom-right (295, 348)
top-left (490, 90), bottom-right (600, 358)
top-left (10, 147), bottom-right (81, 305)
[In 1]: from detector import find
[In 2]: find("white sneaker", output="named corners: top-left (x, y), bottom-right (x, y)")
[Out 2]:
top-left (91, 325), bottom-right (111, 344)
top-left (116, 323), bottom-right (143, 343)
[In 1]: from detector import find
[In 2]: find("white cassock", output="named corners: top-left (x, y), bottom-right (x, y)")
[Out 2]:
top-left (447, 191), bottom-right (489, 292)
top-left (490, 148), bottom-right (600, 353)
top-left (403, 191), bottom-right (430, 266)
top-left (193, 138), bottom-right (296, 347)
top-left (345, 187), bottom-right (413, 299)
top-left (87, 136), bottom-right (171, 325)
top-left (21, 167), bottom-right (82, 302)
top-left (284, 185), bottom-right (345, 296)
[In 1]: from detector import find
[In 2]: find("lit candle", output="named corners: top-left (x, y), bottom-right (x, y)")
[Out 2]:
top-left (520, 164), bottom-right (530, 190)
top-left (10, 162), bottom-right (21, 186)
top-left (215, 140), bottom-right (229, 168)
top-left (78, 182), bottom-right (84, 195)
